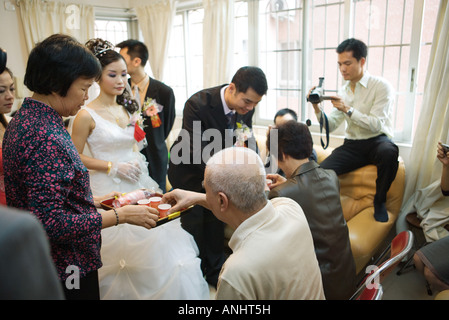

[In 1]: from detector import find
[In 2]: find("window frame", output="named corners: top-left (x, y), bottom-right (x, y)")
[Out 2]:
top-left (247, 0), bottom-right (433, 144)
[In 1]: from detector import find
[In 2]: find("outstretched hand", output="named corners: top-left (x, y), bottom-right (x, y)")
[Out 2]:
top-left (161, 189), bottom-right (207, 214)
top-left (266, 173), bottom-right (287, 190)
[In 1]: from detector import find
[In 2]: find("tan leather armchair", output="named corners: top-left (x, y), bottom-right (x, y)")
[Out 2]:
top-left (315, 145), bottom-right (406, 274)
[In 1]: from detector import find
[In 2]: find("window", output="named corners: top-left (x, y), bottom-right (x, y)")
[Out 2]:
top-left (307, 0), bottom-right (345, 131)
top-left (94, 20), bottom-right (130, 45)
top-left (257, 0), bottom-right (304, 122)
top-left (350, 0), bottom-right (439, 142)
top-left (161, 0), bottom-right (440, 143)
top-left (165, 8), bottom-right (204, 113)
top-left (94, 7), bottom-right (137, 45)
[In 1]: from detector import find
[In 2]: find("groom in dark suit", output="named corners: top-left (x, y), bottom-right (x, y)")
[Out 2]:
top-left (168, 66), bottom-right (268, 287)
top-left (117, 40), bottom-right (176, 192)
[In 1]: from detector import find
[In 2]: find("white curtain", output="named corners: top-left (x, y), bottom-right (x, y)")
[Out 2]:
top-left (397, 0), bottom-right (449, 242)
top-left (135, 0), bottom-right (176, 80)
top-left (202, 0), bottom-right (234, 87)
top-left (18, 0), bottom-right (95, 53)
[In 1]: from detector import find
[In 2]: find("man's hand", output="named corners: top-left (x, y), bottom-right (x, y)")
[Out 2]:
top-left (329, 95), bottom-right (350, 113)
top-left (437, 142), bottom-right (449, 166)
top-left (266, 173), bottom-right (287, 190)
top-left (307, 86), bottom-right (321, 113)
top-left (161, 189), bottom-right (208, 214)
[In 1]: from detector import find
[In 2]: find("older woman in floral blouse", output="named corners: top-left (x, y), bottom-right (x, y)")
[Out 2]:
top-left (3, 34), bottom-right (159, 300)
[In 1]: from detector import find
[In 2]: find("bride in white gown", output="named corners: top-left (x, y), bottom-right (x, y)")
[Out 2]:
top-left (71, 38), bottom-right (209, 300)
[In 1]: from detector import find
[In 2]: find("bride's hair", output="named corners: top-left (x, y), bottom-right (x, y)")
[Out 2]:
top-left (85, 38), bottom-right (139, 114)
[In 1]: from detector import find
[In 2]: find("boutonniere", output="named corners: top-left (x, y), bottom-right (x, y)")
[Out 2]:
top-left (142, 98), bottom-right (163, 128)
top-left (128, 112), bottom-right (146, 142)
top-left (234, 121), bottom-right (253, 147)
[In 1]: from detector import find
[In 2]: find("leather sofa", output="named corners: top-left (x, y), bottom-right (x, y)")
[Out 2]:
top-left (314, 145), bottom-right (406, 274)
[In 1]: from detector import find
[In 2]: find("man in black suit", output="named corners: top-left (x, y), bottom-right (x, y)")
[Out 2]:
top-left (117, 40), bottom-right (176, 192)
top-left (168, 66), bottom-right (268, 287)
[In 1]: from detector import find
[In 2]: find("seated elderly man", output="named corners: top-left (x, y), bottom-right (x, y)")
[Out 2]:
top-left (266, 120), bottom-right (356, 300)
top-left (162, 147), bottom-right (325, 300)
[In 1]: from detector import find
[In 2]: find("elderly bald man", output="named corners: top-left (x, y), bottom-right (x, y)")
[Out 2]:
top-left (162, 147), bottom-right (325, 300)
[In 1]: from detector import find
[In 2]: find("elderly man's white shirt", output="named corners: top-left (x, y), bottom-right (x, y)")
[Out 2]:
top-left (215, 197), bottom-right (325, 300)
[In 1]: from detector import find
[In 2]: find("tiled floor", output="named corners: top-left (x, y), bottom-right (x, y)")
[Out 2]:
top-left (207, 264), bottom-right (439, 300)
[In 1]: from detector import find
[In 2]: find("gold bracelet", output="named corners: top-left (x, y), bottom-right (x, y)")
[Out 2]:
top-left (107, 161), bottom-right (112, 174)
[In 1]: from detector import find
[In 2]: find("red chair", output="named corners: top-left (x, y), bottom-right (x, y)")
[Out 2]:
top-left (350, 231), bottom-right (414, 300)
top-left (356, 284), bottom-right (384, 300)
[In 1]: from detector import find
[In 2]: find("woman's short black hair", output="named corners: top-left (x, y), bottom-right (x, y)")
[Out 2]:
top-left (231, 66), bottom-right (268, 96)
top-left (24, 34), bottom-right (102, 97)
top-left (267, 120), bottom-right (313, 161)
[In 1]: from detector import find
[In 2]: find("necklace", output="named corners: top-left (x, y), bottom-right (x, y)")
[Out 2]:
top-left (105, 104), bottom-right (127, 127)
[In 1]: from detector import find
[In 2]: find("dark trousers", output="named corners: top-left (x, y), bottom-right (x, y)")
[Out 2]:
top-left (62, 270), bottom-right (100, 300)
top-left (181, 205), bottom-right (227, 288)
top-left (320, 134), bottom-right (399, 204)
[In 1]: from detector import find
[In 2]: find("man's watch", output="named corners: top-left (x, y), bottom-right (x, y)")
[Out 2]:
top-left (346, 107), bottom-right (354, 117)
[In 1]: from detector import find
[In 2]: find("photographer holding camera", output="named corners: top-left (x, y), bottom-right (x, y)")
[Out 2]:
top-left (308, 38), bottom-right (399, 223)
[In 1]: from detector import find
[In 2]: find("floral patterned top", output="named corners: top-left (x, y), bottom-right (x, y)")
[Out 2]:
top-left (3, 98), bottom-right (103, 281)
top-left (0, 146), bottom-right (6, 205)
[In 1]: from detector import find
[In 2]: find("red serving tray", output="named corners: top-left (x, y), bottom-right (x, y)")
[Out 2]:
top-left (100, 196), bottom-right (192, 227)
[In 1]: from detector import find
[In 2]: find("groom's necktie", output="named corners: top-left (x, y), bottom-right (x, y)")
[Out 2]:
top-left (226, 112), bottom-right (236, 129)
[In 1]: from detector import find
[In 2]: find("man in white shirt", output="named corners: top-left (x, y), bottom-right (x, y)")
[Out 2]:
top-left (162, 147), bottom-right (325, 300)
top-left (309, 38), bottom-right (399, 223)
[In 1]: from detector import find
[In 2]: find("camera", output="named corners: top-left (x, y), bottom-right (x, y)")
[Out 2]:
top-left (307, 77), bottom-right (332, 104)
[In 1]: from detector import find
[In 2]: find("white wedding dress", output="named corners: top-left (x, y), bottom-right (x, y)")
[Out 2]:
top-left (83, 107), bottom-right (209, 300)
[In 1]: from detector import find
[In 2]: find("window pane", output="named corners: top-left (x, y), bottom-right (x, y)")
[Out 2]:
top-left (188, 9), bottom-right (204, 96)
top-left (166, 14), bottom-right (187, 113)
top-left (308, 1), bottom-right (345, 124)
top-left (352, 0), bottom-right (415, 142)
top-left (94, 20), bottom-right (129, 45)
top-left (164, 9), bottom-right (204, 114)
top-left (234, 1), bottom-right (249, 70)
top-left (258, 0), bottom-right (303, 123)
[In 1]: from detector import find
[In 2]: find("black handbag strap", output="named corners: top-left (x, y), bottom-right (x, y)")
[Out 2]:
top-left (319, 111), bottom-right (329, 149)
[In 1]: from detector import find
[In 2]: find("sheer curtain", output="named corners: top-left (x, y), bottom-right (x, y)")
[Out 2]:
top-left (18, 0), bottom-right (95, 53)
top-left (397, 0), bottom-right (449, 242)
top-left (202, 0), bottom-right (234, 87)
top-left (135, 0), bottom-right (176, 81)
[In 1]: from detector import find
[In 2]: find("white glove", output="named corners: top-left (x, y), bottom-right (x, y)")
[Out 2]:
top-left (108, 161), bottom-right (141, 183)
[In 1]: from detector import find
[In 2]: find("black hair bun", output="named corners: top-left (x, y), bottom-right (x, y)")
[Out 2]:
top-left (85, 38), bottom-right (114, 58)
